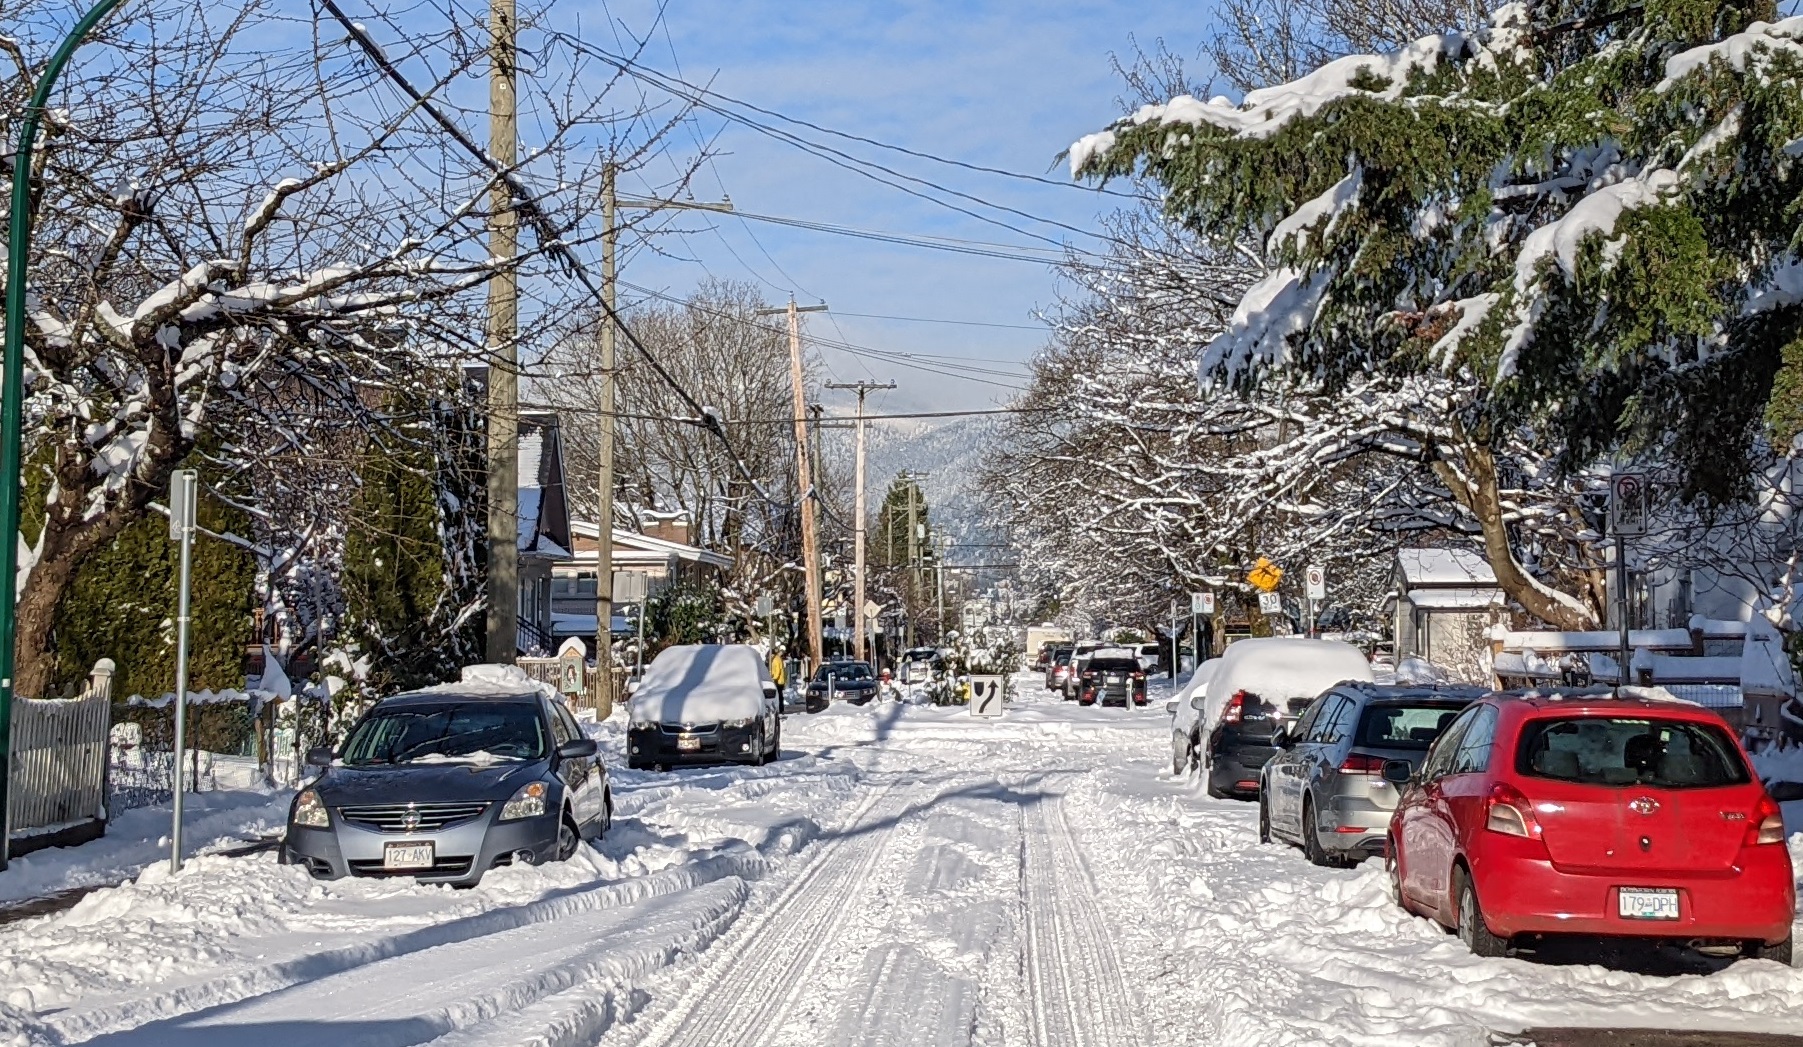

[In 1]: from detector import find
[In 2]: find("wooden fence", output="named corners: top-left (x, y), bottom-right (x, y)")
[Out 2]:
top-left (8, 660), bottom-right (115, 854)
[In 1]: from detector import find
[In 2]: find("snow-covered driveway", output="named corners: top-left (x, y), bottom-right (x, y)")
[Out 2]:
top-left (7, 675), bottom-right (1803, 1046)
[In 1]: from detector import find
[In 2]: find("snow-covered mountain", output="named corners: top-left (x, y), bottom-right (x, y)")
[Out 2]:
top-left (860, 415), bottom-right (1006, 560)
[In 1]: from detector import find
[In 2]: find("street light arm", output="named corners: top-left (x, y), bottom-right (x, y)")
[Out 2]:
top-left (0, 0), bottom-right (128, 871)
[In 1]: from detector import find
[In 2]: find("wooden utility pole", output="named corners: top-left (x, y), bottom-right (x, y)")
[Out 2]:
top-left (825, 380), bottom-right (895, 664)
top-left (484, 0), bottom-right (519, 664)
top-left (758, 299), bottom-right (827, 673)
top-left (593, 167), bottom-right (617, 717)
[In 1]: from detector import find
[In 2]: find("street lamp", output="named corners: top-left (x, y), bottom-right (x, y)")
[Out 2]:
top-left (0, 0), bottom-right (126, 870)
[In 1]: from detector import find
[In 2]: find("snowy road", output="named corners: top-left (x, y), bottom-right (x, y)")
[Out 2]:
top-left (7, 676), bottom-right (1803, 1047)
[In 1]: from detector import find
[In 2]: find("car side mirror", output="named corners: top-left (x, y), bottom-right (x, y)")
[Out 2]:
top-left (1190, 695), bottom-right (1206, 711)
top-left (305, 746), bottom-right (334, 768)
top-left (556, 738), bottom-right (598, 760)
top-left (1273, 727), bottom-right (1293, 749)
top-left (1164, 700), bottom-right (1179, 716)
top-left (1381, 759), bottom-right (1413, 785)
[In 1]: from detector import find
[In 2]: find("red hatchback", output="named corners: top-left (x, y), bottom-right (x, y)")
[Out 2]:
top-left (1385, 691), bottom-right (1794, 962)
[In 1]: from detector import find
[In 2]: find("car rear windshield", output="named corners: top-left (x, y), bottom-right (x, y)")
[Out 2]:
top-left (1086, 658), bottom-right (1140, 672)
top-left (1515, 716), bottom-right (1750, 788)
top-left (1053, 649), bottom-right (1074, 664)
top-left (342, 702), bottom-right (546, 766)
top-left (1356, 703), bottom-right (1467, 751)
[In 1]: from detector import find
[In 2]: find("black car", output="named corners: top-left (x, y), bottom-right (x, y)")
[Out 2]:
top-left (1074, 652), bottom-right (1148, 707)
top-left (806, 661), bottom-right (879, 708)
top-left (282, 688), bottom-right (611, 887)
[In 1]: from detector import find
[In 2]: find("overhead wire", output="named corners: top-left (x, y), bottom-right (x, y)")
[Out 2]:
top-left (546, 32), bottom-right (1128, 256)
top-left (317, 0), bottom-right (792, 509)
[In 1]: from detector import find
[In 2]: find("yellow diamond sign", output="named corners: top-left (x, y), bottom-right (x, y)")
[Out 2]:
top-left (1247, 557), bottom-right (1284, 593)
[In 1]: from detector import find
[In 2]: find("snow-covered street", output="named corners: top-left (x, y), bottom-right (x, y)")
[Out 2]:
top-left (5, 676), bottom-right (1803, 1047)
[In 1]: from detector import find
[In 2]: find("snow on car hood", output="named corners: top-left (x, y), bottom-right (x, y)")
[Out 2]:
top-left (1202, 638), bottom-right (1373, 733)
top-left (630, 644), bottom-right (773, 725)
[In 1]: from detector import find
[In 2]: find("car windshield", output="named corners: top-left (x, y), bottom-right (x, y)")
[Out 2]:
top-left (816, 663), bottom-right (872, 681)
top-left (1356, 702), bottom-right (1468, 751)
top-left (1515, 716), bottom-right (1750, 788)
top-left (341, 702), bottom-right (546, 766)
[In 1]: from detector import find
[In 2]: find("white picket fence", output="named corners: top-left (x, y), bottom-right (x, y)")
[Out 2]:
top-left (8, 659), bottom-right (115, 851)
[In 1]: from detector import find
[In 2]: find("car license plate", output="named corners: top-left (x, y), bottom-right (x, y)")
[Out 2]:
top-left (1619, 887), bottom-right (1680, 920)
top-left (677, 734), bottom-right (701, 751)
top-left (383, 841), bottom-right (435, 871)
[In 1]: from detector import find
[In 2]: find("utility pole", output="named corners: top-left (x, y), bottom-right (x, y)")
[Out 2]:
top-left (595, 166), bottom-right (616, 716)
top-left (484, 0), bottom-right (520, 665)
top-left (825, 380), bottom-right (895, 664)
top-left (905, 476), bottom-right (920, 647)
top-left (758, 299), bottom-right (828, 673)
top-left (592, 176), bottom-right (730, 716)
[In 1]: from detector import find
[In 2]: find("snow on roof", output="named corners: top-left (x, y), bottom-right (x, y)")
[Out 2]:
top-left (1394, 547), bottom-right (1496, 587)
top-left (1403, 587), bottom-right (1504, 610)
top-left (519, 428), bottom-right (544, 487)
top-left (1689, 615), bottom-right (1749, 639)
top-left (517, 487), bottom-right (543, 552)
top-left (628, 644), bottom-right (772, 724)
top-left (409, 663), bottom-right (557, 702)
top-left (567, 520), bottom-right (733, 569)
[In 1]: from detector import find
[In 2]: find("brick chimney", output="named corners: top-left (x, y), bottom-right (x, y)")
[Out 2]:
top-left (642, 511), bottom-right (690, 547)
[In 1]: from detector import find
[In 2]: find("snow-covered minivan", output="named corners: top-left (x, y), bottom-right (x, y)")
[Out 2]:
top-left (627, 644), bottom-right (782, 770)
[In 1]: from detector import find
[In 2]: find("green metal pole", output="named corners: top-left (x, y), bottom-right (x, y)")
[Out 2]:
top-left (0, 0), bottom-right (125, 870)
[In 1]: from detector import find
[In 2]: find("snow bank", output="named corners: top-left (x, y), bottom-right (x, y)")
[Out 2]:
top-left (628, 644), bottom-right (772, 725)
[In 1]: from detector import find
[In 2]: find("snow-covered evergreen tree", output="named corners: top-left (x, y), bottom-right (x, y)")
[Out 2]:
top-left (1072, 0), bottom-right (1803, 625)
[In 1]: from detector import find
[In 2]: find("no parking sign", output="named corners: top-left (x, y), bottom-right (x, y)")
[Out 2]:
top-left (969, 675), bottom-right (1005, 717)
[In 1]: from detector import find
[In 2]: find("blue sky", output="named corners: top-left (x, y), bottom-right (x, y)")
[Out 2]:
top-left (562, 0), bottom-right (1219, 414)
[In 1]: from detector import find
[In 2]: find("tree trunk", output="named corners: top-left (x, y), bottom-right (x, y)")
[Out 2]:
top-left (1432, 437), bottom-right (1599, 632)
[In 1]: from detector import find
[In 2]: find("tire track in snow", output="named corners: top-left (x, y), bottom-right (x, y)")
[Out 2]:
top-left (1020, 793), bottom-right (1146, 1047)
top-left (606, 779), bottom-right (914, 1047)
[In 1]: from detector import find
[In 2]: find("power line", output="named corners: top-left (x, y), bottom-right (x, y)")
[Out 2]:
top-left (579, 46), bottom-right (1143, 201)
top-left (318, 1), bottom-right (791, 510)
top-left (547, 33), bottom-right (1129, 255)
top-left (522, 403), bottom-right (1050, 424)
top-left (833, 311), bottom-right (1045, 331)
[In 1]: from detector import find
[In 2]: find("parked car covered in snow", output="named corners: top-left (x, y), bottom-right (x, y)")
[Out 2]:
top-left (1259, 683), bottom-right (1485, 866)
top-left (899, 647), bottom-right (943, 685)
top-left (627, 644), bottom-right (782, 769)
top-left (282, 675), bottom-right (610, 887)
top-left (1386, 690), bottom-right (1794, 963)
top-left (1196, 638), bottom-right (1374, 799)
top-left (1170, 658), bottom-right (1223, 774)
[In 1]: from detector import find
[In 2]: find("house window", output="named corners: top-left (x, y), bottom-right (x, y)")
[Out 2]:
top-left (552, 573), bottom-right (597, 599)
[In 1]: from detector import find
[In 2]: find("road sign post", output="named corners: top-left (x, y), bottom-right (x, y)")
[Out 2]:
top-left (1608, 472), bottom-right (1649, 683)
top-left (968, 675), bottom-right (1004, 717)
top-left (1305, 566), bottom-right (1326, 638)
top-left (167, 469), bottom-right (198, 874)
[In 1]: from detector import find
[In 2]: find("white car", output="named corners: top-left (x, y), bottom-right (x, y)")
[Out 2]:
top-left (1168, 659), bottom-right (1222, 774)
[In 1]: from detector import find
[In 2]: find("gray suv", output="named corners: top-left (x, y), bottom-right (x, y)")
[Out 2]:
top-left (282, 688), bottom-right (611, 887)
top-left (1258, 683), bottom-right (1484, 866)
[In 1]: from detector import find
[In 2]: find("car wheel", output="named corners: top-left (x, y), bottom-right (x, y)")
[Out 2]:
top-left (1302, 796), bottom-right (1338, 867)
top-left (1751, 938), bottom-right (1794, 966)
top-left (1172, 734), bottom-right (1187, 776)
top-left (771, 721), bottom-right (782, 760)
top-left (1385, 840), bottom-right (1403, 906)
top-left (1456, 870), bottom-right (1509, 958)
top-left (1258, 793), bottom-right (1272, 844)
top-left (555, 813), bottom-right (580, 862)
top-left (602, 789), bottom-right (614, 837)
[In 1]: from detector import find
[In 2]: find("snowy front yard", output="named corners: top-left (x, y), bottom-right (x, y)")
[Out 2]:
top-left (1, 674), bottom-right (1800, 1046)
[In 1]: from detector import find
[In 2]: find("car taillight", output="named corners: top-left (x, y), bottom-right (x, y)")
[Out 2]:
top-left (1747, 794), bottom-right (1786, 846)
top-left (1337, 753), bottom-right (1386, 775)
top-left (1484, 783), bottom-right (1541, 839)
top-left (1221, 691), bottom-right (1247, 725)
top-left (1133, 672), bottom-right (1145, 680)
